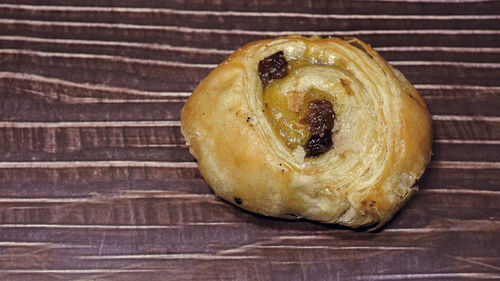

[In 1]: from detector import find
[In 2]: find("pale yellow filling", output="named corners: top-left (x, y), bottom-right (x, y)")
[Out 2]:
top-left (262, 60), bottom-right (335, 150)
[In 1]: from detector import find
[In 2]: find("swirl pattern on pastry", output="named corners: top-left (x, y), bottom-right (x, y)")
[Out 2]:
top-left (181, 35), bottom-right (432, 229)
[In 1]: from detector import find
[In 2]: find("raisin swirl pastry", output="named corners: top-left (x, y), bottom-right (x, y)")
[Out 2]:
top-left (181, 35), bottom-right (432, 229)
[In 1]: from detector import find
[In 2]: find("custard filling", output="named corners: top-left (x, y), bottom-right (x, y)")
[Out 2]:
top-left (259, 52), bottom-right (336, 157)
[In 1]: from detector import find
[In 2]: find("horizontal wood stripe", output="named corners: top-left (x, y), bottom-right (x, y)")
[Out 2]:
top-left (0, 120), bottom-right (498, 142)
top-left (0, 121), bottom-right (181, 128)
top-left (0, 168), bottom-right (496, 196)
top-left (0, 194), bottom-right (496, 226)
top-left (1, 19), bottom-right (499, 49)
top-left (355, 273), bottom-right (500, 280)
top-left (415, 84), bottom-right (500, 90)
top-left (434, 139), bottom-right (500, 144)
top-left (0, 161), bottom-right (198, 169)
top-left (0, 220), bottom-right (496, 277)
top-left (369, 0), bottom-right (496, 3)
top-left (0, 180), bottom-right (212, 198)
top-left (0, 223), bottom-right (252, 229)
top-left (79, 254), bottom-right (261, 260)
top-left (0, 71), bottom-right (190, 105)
top-left (0, 169), bottom-right (497, 196)
top-left (1, 73), bottom-right (499, 119)
top-left (2, 36), bottom-right (500, 65)
top-left (0, 269), bottom-right (157, 274)
top-left (0, 0), bottom-right (498, 15)
top-left (2, 48), bottom-right (498, 69)
top-left (0, 49), bottom-right (497, 91)
top-left (0, 4), bottom-right (498, 20)
top-left (0, 135), bottom-right (498, 162)
top-left (0, 48), bottom-right (217, 69)
top-left (1, 18), bottom-right (498, 35)
top-left (420, 188), bottom-right (500, 195)
top-left (1, 87), bottom-right (498, 119)
top-left (0, 5), bottom-right (498, 33)
top-left (0, 188), bottom-right (500, 203)
top-left (431, 115), bottom-right (500, 122)
top-left (0, 160), bottom-right (498, 169)
top-left (2, 71), bottom-right (499, 95)
top-left (0, 115), bottom-right (497, 125)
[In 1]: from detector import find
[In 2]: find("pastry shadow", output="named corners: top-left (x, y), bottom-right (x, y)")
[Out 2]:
top-left (221, 197), bottom-right (384, 233)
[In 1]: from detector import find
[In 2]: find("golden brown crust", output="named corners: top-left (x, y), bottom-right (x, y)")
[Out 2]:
top-left (181, 35), bottom-right (432, 229)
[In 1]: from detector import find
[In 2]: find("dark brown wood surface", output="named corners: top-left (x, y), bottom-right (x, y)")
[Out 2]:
top-left (0, 1), bottom-right (499, 280)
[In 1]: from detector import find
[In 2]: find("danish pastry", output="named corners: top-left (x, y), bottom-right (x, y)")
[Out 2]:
top-left (181, 35), bottom-right (432, 229)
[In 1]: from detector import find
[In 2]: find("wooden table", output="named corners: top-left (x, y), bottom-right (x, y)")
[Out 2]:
top-left (1, 1), bottom-right (499, 280)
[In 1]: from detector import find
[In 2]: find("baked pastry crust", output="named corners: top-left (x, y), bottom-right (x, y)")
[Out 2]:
top-left (181, 35), bottom-right (432, 229)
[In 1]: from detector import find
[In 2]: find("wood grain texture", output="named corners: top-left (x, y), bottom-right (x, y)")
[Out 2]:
top-left (0, 0), bottom-right (499, 280)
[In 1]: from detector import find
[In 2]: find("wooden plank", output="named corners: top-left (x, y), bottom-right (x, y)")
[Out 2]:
top-left (0, 48), bottom-right (210, 91)
top-left (1, 124), bottom-right (499, 163)
top-left (0, 190), bottom-right (497, 227)
top-left (1, 54), bottom-right (498, 94)
top-left (433, 119), bottom-right (500, 140)
top-left (0, 0), bottom-right (498, 280)
top-left (420, 168), bottom-right (500, 190)
top-left (0, 0), bottom-right (498, 15)
top-left (2, 49), bottom-right (498, 90)
top-left (0, 165), bottom-right (498, 198)
top-left (1, 19), bottom-right (499, 49)
top-left (0, 118), bottom-right (498, 151)
top-left (2, 36), bottom-right (499, 64)
top-left (1, 73), bottom-right (499, 118)
top-left (0, 210), bottom-right (497, 280)
top-left (1, 4), bottom-right (499, 31)
top-left (423, 88), bottom-right (500, 116)
top-left (0, 125), bottom-right (498, 162)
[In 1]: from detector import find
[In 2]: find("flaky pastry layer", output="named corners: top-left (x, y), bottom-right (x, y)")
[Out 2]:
top-left (181, 35), bottom-right (432, 229)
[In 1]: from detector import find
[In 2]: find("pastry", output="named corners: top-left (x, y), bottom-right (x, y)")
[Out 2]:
top-left (181, 35), bottom-right (432, 229)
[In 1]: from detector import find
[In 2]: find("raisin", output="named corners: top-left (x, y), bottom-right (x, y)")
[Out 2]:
top-left (258, 51), bottom-right (288, 87)
top-left (304, 131), bottom-right (333, 157)
top-left (303, 99), bottom-right (335, 134)
top-left (302, 99), bottom-right (335, 157)
top-left (234, 197), bottom-right (243, 205)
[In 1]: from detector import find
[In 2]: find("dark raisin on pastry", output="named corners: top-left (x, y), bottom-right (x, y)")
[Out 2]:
top-left (302, 99), bottom-right (335, 157)
top-left (258, 51), bottom-right (288, 87)
top-left (234, 197), bottom-right (243, 205)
